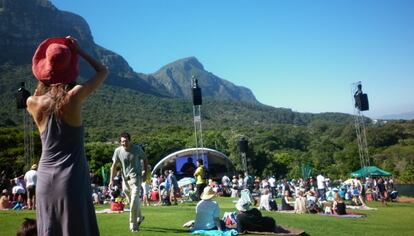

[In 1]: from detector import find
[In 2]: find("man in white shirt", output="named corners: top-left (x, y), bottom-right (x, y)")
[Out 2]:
top-left (24, 164), bottom-right (37, 210)
top-left (316, 173), bottom-right (326, 201)
top-left (268, 176), bottom-right (276, 198)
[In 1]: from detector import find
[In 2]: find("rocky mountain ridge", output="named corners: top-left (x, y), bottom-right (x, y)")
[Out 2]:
top-left (0, 0), bottom-right (258, 103)
top-left (144, 57), bottom-right (257, 103)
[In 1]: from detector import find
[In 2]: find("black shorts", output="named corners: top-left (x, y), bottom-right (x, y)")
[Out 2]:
top-left (27, 185), bottom-right (36, 199)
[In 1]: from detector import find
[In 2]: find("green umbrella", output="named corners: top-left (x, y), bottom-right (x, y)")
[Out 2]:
top-left (301, 163), bottom-right (312, 180)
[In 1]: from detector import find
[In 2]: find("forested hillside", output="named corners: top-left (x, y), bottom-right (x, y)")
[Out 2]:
top-left (1, 65), bottom-right (414, 183)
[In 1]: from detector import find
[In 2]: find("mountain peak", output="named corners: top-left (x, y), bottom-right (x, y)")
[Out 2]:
top-left (163, 57), bottom-right (204, 71)
top-left (148, 57), bottom-right (258, 104)
top-left (181, 57), bottom-right (204, 70)
top-left (1, 0), bottom-right (55, 11)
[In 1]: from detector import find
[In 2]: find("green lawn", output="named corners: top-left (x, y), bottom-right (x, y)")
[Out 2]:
top-left (1, 198), bottom-right (414, 236)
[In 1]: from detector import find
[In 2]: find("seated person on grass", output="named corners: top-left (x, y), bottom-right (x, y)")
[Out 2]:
top-left (0, 189), bottom-right (11, 210)
top-left (230, 184), bottom-right (238, 198)
top-left (192, 186), bottom-right (224, 231)
top-left (294, 190), bottom-right (308, 214)
top-left (258, 188), bottom-right (271, 211)
top-left (306, 190), bottom-right (321, 213)
top-left (160, 185), bottom-right (171, 206)
top-left (235, 198), bottom-right (276, 233)
top-left (332, 192), bottom-right (347, 215)
top-left (281, 190), bottom-right (294, 210)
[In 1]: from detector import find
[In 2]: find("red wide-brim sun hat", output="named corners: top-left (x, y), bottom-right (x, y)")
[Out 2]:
top-left (32, 37), bottom-right (79, 85)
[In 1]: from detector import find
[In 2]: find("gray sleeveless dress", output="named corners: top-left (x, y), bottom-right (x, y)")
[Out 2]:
top-left (36, 114), bottom-right (99, 236)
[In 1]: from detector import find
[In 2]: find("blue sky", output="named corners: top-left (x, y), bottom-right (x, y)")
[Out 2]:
top-left (51, 0), bottom-right (414, 118)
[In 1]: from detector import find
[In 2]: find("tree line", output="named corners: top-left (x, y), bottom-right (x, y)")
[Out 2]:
top-left (1, 119), bottom-right (413, 183)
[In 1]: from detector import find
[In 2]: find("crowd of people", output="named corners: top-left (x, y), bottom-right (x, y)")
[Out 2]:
top-left (1, 160), bottom-right (399, 234)
top-left (227, 173), bottom-right (397, 215)
top-left (0, 164), bottom-right (38, 211)
top-left (2, 155), bottom-right (399, 233)
top-left (139, 171), bottom-right (396, 213)
top-left (101, 171), bottom-right (397, 233)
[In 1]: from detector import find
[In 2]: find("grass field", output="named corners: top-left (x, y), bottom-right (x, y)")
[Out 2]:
top-left (1, 197), bottom-right (414, 236)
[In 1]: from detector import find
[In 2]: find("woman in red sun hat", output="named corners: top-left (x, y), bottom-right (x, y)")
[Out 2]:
top-left (27, 36), bottom-right (108, 236)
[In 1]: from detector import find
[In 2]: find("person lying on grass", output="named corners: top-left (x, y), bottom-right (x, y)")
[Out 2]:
top-left (235, 198), bottom-right (276, 233)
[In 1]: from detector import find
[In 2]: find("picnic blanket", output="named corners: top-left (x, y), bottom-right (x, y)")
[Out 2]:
top-left (320, 213), bottom-right (367, 218)
top-left (346, 205), bottom-right (377, 210)
top-left (95, 208), bottom-right (130, 214)
top-left (275, 210), bottom-right (296, 214)
top-left (192, 229), bottom-right (238, 236)
top-left (191, 225), bottom-right (305, 236)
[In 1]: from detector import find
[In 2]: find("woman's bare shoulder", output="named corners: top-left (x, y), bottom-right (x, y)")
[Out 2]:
top-left (26, 95), bottom-right (52, 133)
top-left (27, 95), bottom-right (51, 111)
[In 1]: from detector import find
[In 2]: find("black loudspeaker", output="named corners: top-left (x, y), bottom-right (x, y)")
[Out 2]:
top-left (354, 93), bottom-right (369, 111)
top-left (238, 138), bottom-right (248, 153)
top-left (360, 93), bottom-right (369, 111)
top-left (16, 83), bottom-right (31, 109)
top-left (192, 87), bottom-right (202, 105)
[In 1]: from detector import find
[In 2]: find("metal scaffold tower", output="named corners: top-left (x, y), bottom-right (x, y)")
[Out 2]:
top-left (238, 137), bottom-right (248, 173)
top-left (16, 82), bottom-right (35, 167)
top-left (192, 76), bottom-right (204, 160)
top-left (23, 109), bottom-right (35, 167)
top-left (351, 81), bottom-right (370, 173)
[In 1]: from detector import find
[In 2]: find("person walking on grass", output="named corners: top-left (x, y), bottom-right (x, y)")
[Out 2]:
top-left (24, 164), bottom-right (37, 210)
top-left (166, 170), bottom-right (179, 205)
top-left (377, 177), bottom-right (387, 206)
top-left (109, 132), bottom-right (149, 232)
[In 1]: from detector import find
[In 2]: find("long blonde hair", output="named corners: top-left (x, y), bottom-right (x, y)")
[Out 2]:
top-left (334, 192), bottom-right (343, 202)
top-left (35, 82), bottom-right (75, 117)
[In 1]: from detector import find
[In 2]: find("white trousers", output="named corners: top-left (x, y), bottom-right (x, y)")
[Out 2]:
top-left (123, 178), bottom-right (143, 229)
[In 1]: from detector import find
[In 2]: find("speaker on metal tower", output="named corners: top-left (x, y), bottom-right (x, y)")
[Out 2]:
top-left (354, 93), bottom-right (369, 111)
top-left (238, 138), bottom-right (248, 153)
top-left (360, 93), bottom-right (369, 111)
top-left (192, 78), bottom-right (202, 105)
top-left (16, 82), bottom-right (31, 109)
top-left (192, 87), bottom-right (202, 105)
top-left (354, 84), bottom-right (369, 111)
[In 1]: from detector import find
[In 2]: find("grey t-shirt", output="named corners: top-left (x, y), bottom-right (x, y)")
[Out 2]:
top-left (112, 144), bottom-right (146, 183)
